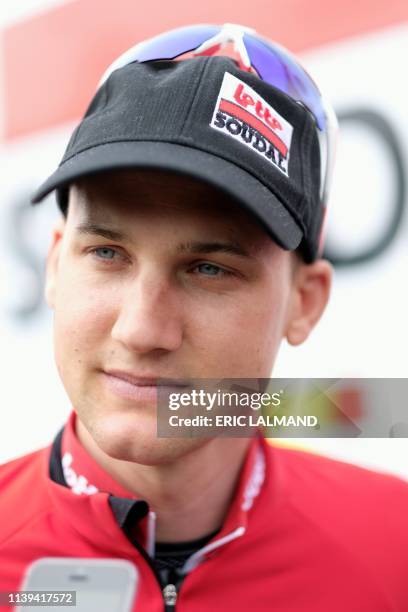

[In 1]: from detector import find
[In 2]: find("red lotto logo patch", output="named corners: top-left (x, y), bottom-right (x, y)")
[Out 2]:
top-left (210, 72), bottom-right (293, 176)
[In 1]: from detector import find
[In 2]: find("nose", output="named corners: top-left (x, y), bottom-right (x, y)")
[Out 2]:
top-left (111, 270), bottom-right (183, 354)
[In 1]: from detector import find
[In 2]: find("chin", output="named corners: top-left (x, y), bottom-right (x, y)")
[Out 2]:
top-left (116, 438), bottom-right (210, 466)
top-left (89, 411), bottom-right (210, 466)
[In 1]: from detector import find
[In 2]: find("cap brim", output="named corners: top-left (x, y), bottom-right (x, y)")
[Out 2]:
top-left (31, 141), bottom-right (303, 250)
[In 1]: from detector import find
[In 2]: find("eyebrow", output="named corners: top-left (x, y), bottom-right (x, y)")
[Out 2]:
top-left (75, 222), bottom-right (252, 258)
top-left (177, 241), bottom-right (251, 258)
top-left (75, 222), bottom-right (127, 242)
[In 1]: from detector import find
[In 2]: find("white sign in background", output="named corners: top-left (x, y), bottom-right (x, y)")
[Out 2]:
top-left (1, 18), bottom-right (407, 476)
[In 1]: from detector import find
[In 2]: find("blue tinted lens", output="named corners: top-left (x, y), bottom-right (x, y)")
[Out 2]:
top-left (134, 25), bottom-right (220, 62)
top-left (131, 26), bottom-right (326, 130)
top-left (243, 33), bottom-right (326, 130)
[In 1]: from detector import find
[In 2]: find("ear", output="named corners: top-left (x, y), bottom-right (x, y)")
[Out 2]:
top-left (284, 259), bottom-right (333, 346)
top-left (44, 217), bottom-right (66, 309)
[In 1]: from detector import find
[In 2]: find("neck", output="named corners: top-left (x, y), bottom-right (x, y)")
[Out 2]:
top-left (75, 418), bottom-right (252, 542)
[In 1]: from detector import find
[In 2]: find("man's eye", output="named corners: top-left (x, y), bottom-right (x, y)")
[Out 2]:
top-left (194, 262), bottom-right (232, 277)
top-left (90, 247), bottom-right (120, 261)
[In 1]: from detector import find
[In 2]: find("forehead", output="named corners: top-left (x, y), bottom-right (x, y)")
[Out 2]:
top-left (68, 169), bottom-right (274, 246)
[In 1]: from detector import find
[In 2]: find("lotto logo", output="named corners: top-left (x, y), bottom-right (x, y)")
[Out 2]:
top-left (62, 452), bottom-right (99, 496)
top-left (210, 72), bottom-right (293, 176)
top-left (233, 83), bottom-right (283, 133)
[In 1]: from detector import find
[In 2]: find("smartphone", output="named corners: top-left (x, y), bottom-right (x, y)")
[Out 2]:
top-left (16, 558), bottom-right (138, 612)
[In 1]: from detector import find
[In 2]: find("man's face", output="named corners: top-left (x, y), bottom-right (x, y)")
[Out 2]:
top-left (46, 169), bottom-right (307, 464)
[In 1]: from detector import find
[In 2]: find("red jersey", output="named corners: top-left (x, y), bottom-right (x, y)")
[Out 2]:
top-left (1, 410), bottom-right (408, 611)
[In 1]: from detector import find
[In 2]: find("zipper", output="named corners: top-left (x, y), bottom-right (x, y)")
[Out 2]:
top-left (119, 509), bottom-right (183, 611)
top-left (126, 534), bottom-right (175, 610)
top-left (162, 567), bottom-right (185, 610)
top-left (163, 583), bottom-right (178, 609)
top-left (120, 509), bottom-right (176, 610)
top-left (130, 538), bottom-right (190, 611)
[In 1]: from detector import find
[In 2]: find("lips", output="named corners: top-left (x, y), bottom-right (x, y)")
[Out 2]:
top-left (100, 369), bottom-right (192, 403)
top-left (103, 369), bottom-right (190, 387)
top-left (103, 370), bottom-right (159, 386)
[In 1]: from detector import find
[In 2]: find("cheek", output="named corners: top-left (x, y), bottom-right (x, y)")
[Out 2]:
top-left (190, 285), bottom-right (289, 377)
top-left (52, 268), bottom-right (118, 372)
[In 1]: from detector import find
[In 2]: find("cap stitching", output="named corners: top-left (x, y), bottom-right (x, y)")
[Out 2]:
top-left (179, 57), bottom-right (210, 136)
top-left (307, 125), bottom-right (322, 251)
top-left (302, 113), bottom-right (321, 253)
top-left (298, 108), bottom-right (311, 219)
top-left (70, 79), bottom-right (110, 151)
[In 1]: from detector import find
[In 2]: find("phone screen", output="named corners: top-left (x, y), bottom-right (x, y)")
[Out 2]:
top-left (17, 558), bottom-right (138, 612)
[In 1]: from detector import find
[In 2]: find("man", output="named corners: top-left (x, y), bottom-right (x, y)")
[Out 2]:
top-left (1, 25), bottom-right (408, 611)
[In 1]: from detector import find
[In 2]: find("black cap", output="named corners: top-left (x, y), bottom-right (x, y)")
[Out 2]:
top-left (31, 56), bottom-right (321, 261)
